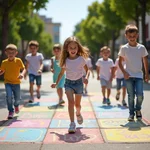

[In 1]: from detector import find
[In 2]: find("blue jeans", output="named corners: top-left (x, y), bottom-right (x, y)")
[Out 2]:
top-left (29, 74), bottom-right (41, 85)
top-left (116, 78), bottom-right (126, 90)
top-left (64, 78), bottom-right (83, 94)
top-left (125, 78), bottom-right (143, 115)
top-left (5, 83), bottom-right (21, 112)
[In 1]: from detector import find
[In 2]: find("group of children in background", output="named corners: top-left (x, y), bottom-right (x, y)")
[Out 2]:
top-left (0, 24), bottom-right (149, 133)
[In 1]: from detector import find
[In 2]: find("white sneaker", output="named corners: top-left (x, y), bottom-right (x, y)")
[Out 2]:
top-left (59, 99), bottom-right (65, 105)
top-left (68, 122), bottom-right (76, 133)
top-left (29, 96), bottom-right (34, 103)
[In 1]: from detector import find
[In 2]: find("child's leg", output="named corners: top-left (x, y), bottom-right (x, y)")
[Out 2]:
top-left (75, 94), bottom-right (82, 115)
top-left (66, 90), bottom-right (75, 122)
top-left (36, 75), bottom-right (41, 98)
top-left (101, 86), bottom-right (106, 98)
top-left (13, 84), bottom-right (21, 107)
top-left (107, 88), bottom-right (111, 99)
top-left (5, 83), bottom-right (14, 112)
top-left (116, 78), bottom-right (121, 100)
top-left (57, 88), bottom-right (63, 101)
top-left (29, 82), bottom-right (34, 97)
top-left (122, 87), bottom-right (126, 100)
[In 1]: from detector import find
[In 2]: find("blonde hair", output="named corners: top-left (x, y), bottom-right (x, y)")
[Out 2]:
top-left (5, 44), bottom-right (17, 51)
top-left (29, 40), bottom-right (39, 47)
top-left (100, 46), bottom-right (110, 52)
top-left (125, 24), bottom-right (138, 34)
top-left (59, 36), bottom-right (89, 67)
top-left (53, 43), bottom-right (61, 50)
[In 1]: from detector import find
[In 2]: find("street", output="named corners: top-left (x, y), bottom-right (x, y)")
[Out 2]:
top-left (0, 72), bottom-right (150, 150)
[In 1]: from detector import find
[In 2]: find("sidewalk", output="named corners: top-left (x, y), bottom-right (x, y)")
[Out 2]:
top-left (0, 90), bottom-right (150, 146)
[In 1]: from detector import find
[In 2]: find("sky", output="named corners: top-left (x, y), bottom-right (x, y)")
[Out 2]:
top-left (39, 0), bottom-right (103, 43)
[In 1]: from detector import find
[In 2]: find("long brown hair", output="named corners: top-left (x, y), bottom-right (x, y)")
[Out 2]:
top-left (60, 36), bottom-right (89, 67)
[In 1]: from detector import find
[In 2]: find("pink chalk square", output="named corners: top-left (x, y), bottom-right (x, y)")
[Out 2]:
top-left (5, 119), bottom-right (51, 128)
top-left (34, 97), bottom-right (58, 102)
top-left (64, 101), bottom-right (91, 107)
top-left (43, 128), bottom-right (104, 144)
top-left (53, 112), bottom-right (96, 119)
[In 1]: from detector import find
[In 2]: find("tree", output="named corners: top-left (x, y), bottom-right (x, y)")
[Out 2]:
top-left (0, 0), bottom-right (49, 62)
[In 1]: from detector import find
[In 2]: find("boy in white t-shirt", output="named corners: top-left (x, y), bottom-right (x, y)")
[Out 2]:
top-left (96, 46), bottom-right (114, 105)
top-left (114, 57), bottom-right (127, 106)
top-left (25, 40), bottom-right (44, 103)
top-left (118, 24), bottom-right (149, 121)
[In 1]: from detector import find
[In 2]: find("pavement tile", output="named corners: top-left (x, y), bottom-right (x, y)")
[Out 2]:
top-left (43, 129), bottom-right (104, 144)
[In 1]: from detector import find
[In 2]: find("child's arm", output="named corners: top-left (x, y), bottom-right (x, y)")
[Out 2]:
top-left (96, 66), bottom-right (100, 80)
top-left (83, 64), bottom-right (90, 84)
top-left (37, 60), bottom-right (43, 74)
top-left (143, 56), bottom-right (149, 82)
top-left (51, 68), bottom-right (65, 88)
top-left (50, 58), bottom-right (54, 73)
top-left (89, 67), bottom-right (94, 78)
top-left (118, 56), bottom-right (129, 79)
top-left (0, 69), bottom-right (5, 75)
top-left (110, 67), bottom-right (115, 82)
top-left (18, 68), bottom-right (27, 79)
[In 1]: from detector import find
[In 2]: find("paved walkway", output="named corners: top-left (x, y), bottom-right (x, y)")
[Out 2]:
top-left (0, 91), bottom-right (150, 144)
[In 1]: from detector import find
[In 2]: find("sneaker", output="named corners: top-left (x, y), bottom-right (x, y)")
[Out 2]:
top-left (102, 97), bottom-right (107, 104)
top-left (68, 122), bottom-right (76, 133)
top-left (36, 90), bottom-right (41, 99)
top-left (106, 98), bottom-right (111, 105)
top-left (7, 112), bottom-right (14, 119)
top-left (136, 110), bottom-right (142, 120)
top-left (122, 100), bottom-right (127, 106)
top-left (76, 114), bottom-right (83, 124)
top-left (116, 93), bottom-right (120, 101)
top-left (15, 106), bottom-right (19, 114)
top-left (29, 96), bottom-right (34, 103)
top-left (128, 115), bottom-right (134, 121)
top-left (59, 99), bottom-right (65, 105)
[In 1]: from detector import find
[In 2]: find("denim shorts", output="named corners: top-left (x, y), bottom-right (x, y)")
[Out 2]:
top-left (100, 78), bottom-right (112, 89)
top-left (116, 78), bottom-right (126, 90)
top-left (29, 74), bottom-right (41, 85)
top-left (64, 78), bottom-right (83, 94)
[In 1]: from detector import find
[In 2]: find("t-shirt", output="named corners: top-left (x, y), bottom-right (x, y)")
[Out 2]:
top-left (1, 57), bottom-right (25, 84)
top-left (118, 43), bottom-right (148, 78)
top-left (83, 57), bottom-right (93, 76)
top-left (25, 52), bottom-right (44, 75)
top-left (115, 58), bottom-right (126, 79)
top-left (63, 56), bottom-right (86, 80)
top-left (96, 58), bottom-right (114, 81)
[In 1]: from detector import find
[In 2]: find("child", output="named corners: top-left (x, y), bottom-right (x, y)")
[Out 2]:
top-left (0, 44), bottom-right (26, 119)
top-left (96, 46), bottom-right (114, 105)
top-left (114, 56), bottom-right (127, 106)
top-left (51, 36), bottom-right (90, 133)
top-left (25, 40), bottom-right (44, 103)
top-left (83, 47), bottom-right (94, 94)
top-left (118, 24), bottom-right (149, 121)
top-left (51, 44), bottom-right (65, 104)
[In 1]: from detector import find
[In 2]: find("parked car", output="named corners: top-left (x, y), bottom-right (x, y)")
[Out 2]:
top-left (43, 59), bottom-right (51, 72)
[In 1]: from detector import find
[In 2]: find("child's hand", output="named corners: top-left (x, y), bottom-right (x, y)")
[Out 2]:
top-left (37, 69), bottom-right (42, 74)
top-left (83, 78), bottom-right (88, 84)
top-left (124, 72), bottom-right (130, 79)
top-left (50, 69), bottom-right (54, 73)
top-left (0, 70), bottom-right (4, 75)
top-left (51, 83), bottom-right (57, 88)
top-left (18, 74), bottom-right (24, 79)
top-left (145, 74), bottom-right (149, 83)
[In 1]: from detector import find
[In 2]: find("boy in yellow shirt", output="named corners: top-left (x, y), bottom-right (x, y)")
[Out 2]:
top-left (0, 44), bottom-right (26, 119)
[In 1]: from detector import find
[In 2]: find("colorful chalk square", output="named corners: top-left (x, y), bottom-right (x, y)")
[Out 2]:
top-left (56, 106), bottom-right (93, 112)
top-left (43, 129), bottom-right (104, 144)
top-left (5, 119), bottom-right (51, 128)
top-left (24, 102), bottom-right (58, 107)
top-left (93, 105), bottom-right (128, 112)
top-left (16, 111), bottom-right (54, 119)
top-left (49, 119), bottom-right (98, 128)
top-left (53, 112), bottom-right (96, 119)
top-left (95, 111), bottom-right (129, 119)
top-left (102, 128), bottom-right (150, 143)
top-left (98, 119), bottom-right (148, 128)
top-left (21, 106), bottom-right (54, 112)
top-left (0, 128), bottom-right (47, 142)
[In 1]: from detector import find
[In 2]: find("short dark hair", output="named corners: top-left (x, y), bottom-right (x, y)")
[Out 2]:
top-left (29, 40), bottom-right (39, 47)
top-left (53, 44), bottom-right (61, 50)
top-left (125, 24), bottom-right (138, 34)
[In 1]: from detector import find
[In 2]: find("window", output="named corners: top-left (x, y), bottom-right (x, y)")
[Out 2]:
top-left (53, 26), bottom-right (59, 33)
top-left (54, 35), bottom-right (59, 43)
